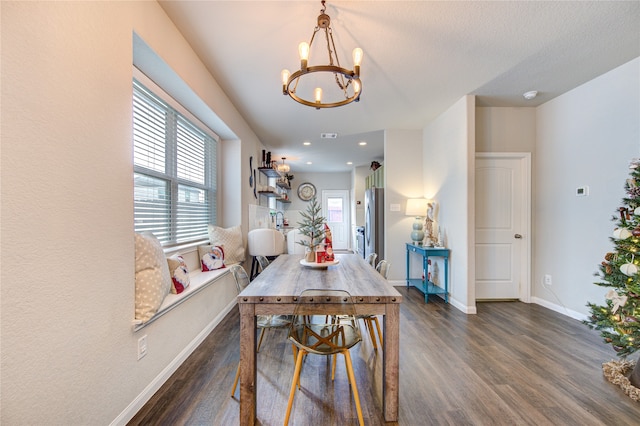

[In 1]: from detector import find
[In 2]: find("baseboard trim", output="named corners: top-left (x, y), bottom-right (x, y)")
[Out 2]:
top-left (531, 296), bottom-right (588, 322)
top-left (450, 297), bottom-right (477, 314)
top-left (110, 300), bottom-right (237, 426)
top-left (392, 283), bottom-right (477, 314)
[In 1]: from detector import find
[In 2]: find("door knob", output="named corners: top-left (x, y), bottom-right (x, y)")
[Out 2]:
top-left (514, 234), bottom-right (522, 239)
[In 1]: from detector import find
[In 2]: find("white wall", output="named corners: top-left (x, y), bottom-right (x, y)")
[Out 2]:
top-left (0, 2), bottom-right (263, 424)
top-left (353, 165), bottom-right (370, 227)
top-left (384, 130), bottom-right (424, 282)
top-left (221, 138), bottom-right (242, 224)
top-left (280, 171), bottom-right (351, 230)
top-left (351, 165), bottom-right (369, 252)
top-left (533, 57), bottom-right (640, 318)
top-left (423, 96), bottom-right (477, 312)
top-left (474, 59), bottom-right (639, 320)
top-left (476, 107), bottom-right (536, 153)
top-left (284, 171), bottom-right (352, 212)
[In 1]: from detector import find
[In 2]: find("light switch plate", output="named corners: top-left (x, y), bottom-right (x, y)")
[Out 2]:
top-left (390, 204), bottom-right (401, 212)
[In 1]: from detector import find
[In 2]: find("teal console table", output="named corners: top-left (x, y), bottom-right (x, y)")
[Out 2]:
top-left (405, 243), bottom-right (450, 303)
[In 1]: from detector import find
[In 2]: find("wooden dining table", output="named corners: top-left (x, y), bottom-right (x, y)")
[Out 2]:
top-left (237, 253), bottom-right (403, 424)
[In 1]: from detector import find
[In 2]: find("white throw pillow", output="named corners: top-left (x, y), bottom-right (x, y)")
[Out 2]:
top-left (134, 233), bottom-right (172, 323)
top-left (208, 225), bottom-right (245, 265)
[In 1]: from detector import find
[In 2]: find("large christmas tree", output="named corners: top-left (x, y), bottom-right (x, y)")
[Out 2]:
top-left (585, 159), bottom-right (640, 395)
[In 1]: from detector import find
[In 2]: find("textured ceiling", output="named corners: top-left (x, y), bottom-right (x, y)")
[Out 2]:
top-left (158, 1), bottom-right (640, 172)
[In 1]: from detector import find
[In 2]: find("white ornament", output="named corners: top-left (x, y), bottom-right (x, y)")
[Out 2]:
top-left (620, 263), bottom-right (638, 276)
top-left (634, 207), bottom-right (640, 216)
top-left (605, 289), bottom-right (628, 313)
top-left (613, 228), bottom-right (632, 239)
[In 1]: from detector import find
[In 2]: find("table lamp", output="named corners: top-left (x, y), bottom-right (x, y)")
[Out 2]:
top-left (406, 198), bottom-right (429, 245)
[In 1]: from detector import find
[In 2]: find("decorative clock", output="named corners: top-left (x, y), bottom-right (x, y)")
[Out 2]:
top-left (297, 182), bottom-right (316, 201)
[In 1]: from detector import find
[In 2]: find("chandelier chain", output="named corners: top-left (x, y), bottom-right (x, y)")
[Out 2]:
top-left (326, 27), bottom-right (351, 96)
top-left (324, 29), bottom-right (335, 67)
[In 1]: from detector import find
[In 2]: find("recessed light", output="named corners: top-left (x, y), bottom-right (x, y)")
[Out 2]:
top-left (523, 90), bottom-right (538, 100)
top-left (347, 161), bottom-right (353, 165)
top-left (359, 141), bottom-right (367, 146)
top-left (303, 141), bottom-right (311, 146)
top-left (306, 161), bottom-right (312, 165)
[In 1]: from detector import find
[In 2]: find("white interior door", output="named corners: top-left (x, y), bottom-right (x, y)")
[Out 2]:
top-left (475, 153), bottom-right (531, 301)
top-left (322, 190), bottom-right (350, 251)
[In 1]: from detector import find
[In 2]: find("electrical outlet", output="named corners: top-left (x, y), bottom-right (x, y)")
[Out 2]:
top-left (544, 274), bottom-right (552, 286)
top-left (138, 335), bottom-right (148, 360)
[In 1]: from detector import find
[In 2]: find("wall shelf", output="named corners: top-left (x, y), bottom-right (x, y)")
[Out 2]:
top-left (258, 167), bottom-right (282, 178)
top-left (258, 191), bottom-right (291, 204)
top-left (276, 181), bottom-right (291, 190)
top-left (257, 168), bottom-right (289, 209)
top-left (258, 191), bottom-right (280, 198)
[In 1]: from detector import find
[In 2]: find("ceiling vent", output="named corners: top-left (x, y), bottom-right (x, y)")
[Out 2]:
top-left (321, 133), bottom-right (338, 139)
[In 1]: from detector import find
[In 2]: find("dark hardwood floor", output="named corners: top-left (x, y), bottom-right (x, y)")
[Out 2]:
top-left (129, 287), bottom-right (639, 425)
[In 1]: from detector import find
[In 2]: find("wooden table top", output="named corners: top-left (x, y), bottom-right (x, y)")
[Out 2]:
top-left (238, 253), bottom-right (402, 305)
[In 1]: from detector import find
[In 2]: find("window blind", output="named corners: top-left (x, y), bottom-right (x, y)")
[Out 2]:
top-left (133, 79), bottom-right (217, 245)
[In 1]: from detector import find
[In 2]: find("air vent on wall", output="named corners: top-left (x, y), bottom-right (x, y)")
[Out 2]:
top-left (321, 133), bottom-right (338, 139)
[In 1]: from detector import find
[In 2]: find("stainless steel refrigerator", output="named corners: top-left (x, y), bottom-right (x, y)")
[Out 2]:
top-left (364, 188), bottom-right (384, 261)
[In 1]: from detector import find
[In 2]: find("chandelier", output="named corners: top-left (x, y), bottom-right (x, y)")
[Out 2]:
top-left (281, 0), bottom-right (363, 109)
top-left (276, 157), bottom-right (290, 173)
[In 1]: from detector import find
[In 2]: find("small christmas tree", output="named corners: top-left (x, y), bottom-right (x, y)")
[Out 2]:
top-left (297, 196), bottom-right (325, 259)
top-left (585, 158), bottom-right (640, 394)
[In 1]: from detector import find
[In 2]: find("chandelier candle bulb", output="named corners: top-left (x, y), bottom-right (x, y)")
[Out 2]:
top-left (281, 69), bottom-right (291, 94)
top-left (315, 88), bottom-right (322, 103)
top-left (353, 48), bottom-right (363, 75)
top-left (299, 42), bottom-right (310, 68)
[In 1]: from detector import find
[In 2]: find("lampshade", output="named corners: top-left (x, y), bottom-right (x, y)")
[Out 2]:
top-left (406, 198), bottom-right (428, 217)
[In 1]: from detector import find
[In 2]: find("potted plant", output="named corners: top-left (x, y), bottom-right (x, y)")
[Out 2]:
top-left (297, 196), bottom-right (326, 262)
top-left (284, 173), bottom-right (294, 187)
